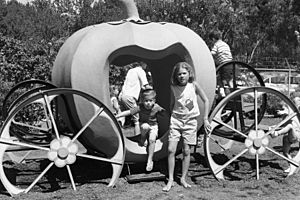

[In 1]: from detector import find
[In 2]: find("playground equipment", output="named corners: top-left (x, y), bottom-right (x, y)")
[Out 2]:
top-left (0, 0), bottom-right (216, 196)
top-left (205, 86), bottom-right (300, 180)
top-left (1, 0), bottom-right (300, 196)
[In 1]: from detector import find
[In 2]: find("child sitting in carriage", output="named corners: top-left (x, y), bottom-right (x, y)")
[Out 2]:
top-left (116, 88), bottom-right (165, 172)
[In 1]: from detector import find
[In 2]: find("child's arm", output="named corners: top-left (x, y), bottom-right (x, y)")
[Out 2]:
top-left (211, 43), bottom-right (217, 56)
top-left (115, 110), bottom-right (131, 119)
top-left (194, 82), bottom-right (210, 119)
top-left (169, 88), bottom-right (175, 113)
top-left (112, 98), bottom-right (122, 113)
top-left (194, 82), bottom-right (211, 132)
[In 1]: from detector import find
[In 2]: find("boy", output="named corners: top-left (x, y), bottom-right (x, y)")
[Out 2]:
top-left (119, 61), bottom-right (151, 136)
top-left (116, 89), bottom-right (164, 171)
top-left (209, 30), bottom-right (234, 96)
top-left (209, 30), bottom-right (233, 66)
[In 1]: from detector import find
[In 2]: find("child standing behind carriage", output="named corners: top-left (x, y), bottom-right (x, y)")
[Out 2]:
top-left (209, 30), bottom-right (234, 96)
top-left (163, 62), bottom-right (211, 192)
top-left (110, 85), bottom-right (125, 126)
top-left (116, 88), bottom-right (165, 172)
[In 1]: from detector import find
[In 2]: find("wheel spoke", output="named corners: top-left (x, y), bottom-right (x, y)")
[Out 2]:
top-left (71, 107), bottom-right (104, 142)
top-left (256, 154), bottom-right (259, 180)
top-left (24, 162), bottom-right (54, 193)
top-left (0, 138), bottom-right (49, 151)
top-left (66, 165), bottom-right (76, 191)
top-left (77, 153), bottom-right (123, 165)
top-left (265, 146), bottom-right (299, 167)
top-left (212, 118), bottom-right (248, 138)
top-left (12, 120), bottom-right (50, 132)
top-left (43, 94), bottom-right (60, 139)
top-left (254, 88), bottom-right (258, 132)
top-left (214, 148), bottom-right (248, 175)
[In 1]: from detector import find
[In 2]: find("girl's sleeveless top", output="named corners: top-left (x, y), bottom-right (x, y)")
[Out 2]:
top-left (171, 82), bottom-right (200, 120)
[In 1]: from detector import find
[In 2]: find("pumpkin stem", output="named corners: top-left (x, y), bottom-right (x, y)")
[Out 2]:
top-left (113, 0), bottom-right (141, 21)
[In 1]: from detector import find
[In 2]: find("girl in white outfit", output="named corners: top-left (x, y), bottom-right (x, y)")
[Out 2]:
top-left (163, 62), bottom-right (211, 192)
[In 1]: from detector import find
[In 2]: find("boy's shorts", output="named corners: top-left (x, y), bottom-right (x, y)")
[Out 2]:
top-left (141, 123), bottom-right (158, 141)
top-left (169, 116), bottom-right (197, 145)
top-left (120, 95), bottom-right (139, 123)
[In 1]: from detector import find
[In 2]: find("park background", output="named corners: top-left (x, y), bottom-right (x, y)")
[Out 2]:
top-left (0, 0), bottom-right (300, 115)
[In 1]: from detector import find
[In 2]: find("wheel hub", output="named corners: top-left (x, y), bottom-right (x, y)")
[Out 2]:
top-left (57, 147), bottom-right (69, 159)
top-left (245, 130), bottom-right (269, 155)
top-left (47, 136), bottom-right (79, 168)
top-left (253, 139), bottom-right (262, 148)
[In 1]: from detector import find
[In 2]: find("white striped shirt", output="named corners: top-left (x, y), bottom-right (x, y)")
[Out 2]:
top-left (211, 39), bottom-right (233, 66)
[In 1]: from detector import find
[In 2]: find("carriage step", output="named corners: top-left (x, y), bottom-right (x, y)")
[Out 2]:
top-left (126, 172), bottom-right (165, 183)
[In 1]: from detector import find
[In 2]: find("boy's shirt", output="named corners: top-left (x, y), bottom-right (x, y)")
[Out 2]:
top-left (121, 67), bottom-right (148, 100)
top-left (130, 103), bottom-right (164, 125)
top-left (211, 39), bottom-right (232, 65)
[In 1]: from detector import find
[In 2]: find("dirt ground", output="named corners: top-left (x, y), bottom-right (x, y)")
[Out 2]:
top-left (1, 141), bottom-right (300, 200)
top-left (0, 116), bottom-right (300, 199)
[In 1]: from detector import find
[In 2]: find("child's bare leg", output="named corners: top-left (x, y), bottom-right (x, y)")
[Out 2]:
top-left (134, 122), bottom-right (141, 136)
top-left (139, 123), bottom-right (150, 146)
top-left (283, 135), bottom-right (292, 158)
top-left (180, 142), bottom-right (191, 188)
top-left (283, 134), bottom-right (293, 172)
top-left (282, 127), bottom-right (297, 158)
top-left (146, 129), bottom-right (157, 171)
top-left (162, 140), bottom-right (177, 192)
top-left (146, 140), bottom-right (155, 171)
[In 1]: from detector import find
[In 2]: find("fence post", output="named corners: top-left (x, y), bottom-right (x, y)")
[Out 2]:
top-left (285, 58), bottom-right (291, 97)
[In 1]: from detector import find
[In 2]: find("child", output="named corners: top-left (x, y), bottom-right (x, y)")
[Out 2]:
top-left (209, 30), bottom-right (233, 66)
top-left (110, 85), bottom-right (125, 126)
top-left (116, 89), bottom-right (164, 171)
top-left (209, 30), bottom-right (234, 96)
top-left (119, 61), bottom-right (151, 136)
top-left (271, 92), bottom-right (300, 172)
top-left (162, 62), bottom-right (211, 192)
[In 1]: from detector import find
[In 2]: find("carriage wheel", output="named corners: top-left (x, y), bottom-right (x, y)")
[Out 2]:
top-left (214, 61), bottom-right (267, 134)
top-left (205, 86), bottom-right (300, 180)
top-left (1, 80), bottom-right (57, 164)
top-left (2, 79), bottom-right (56, 119)
top-left (0, 88), bottom-right (125, 196)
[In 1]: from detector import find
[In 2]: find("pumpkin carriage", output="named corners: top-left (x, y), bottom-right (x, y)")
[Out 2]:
top-left (1, 0), bottom-right (300, 196)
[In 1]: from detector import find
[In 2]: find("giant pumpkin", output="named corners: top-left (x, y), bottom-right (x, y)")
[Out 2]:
top-left (52, 0), bottom-right (216, 162)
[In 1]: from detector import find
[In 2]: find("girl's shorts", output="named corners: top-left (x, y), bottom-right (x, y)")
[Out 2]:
top-left (169, 116), bottom-right (197, 145)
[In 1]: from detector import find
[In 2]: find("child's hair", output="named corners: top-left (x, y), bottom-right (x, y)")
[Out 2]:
top-left (133, 61), bottom-right (147, 69)
top-left (109, 85), bottom-right (119, 97)
top-left (208, 30), bottom-right (222, 40)
top-left (171, 62), bottom-right (195, 85)
top-left (141, 89), bottom-right (156, 101)
top-left (139, 61), bottom-right (147, 68)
